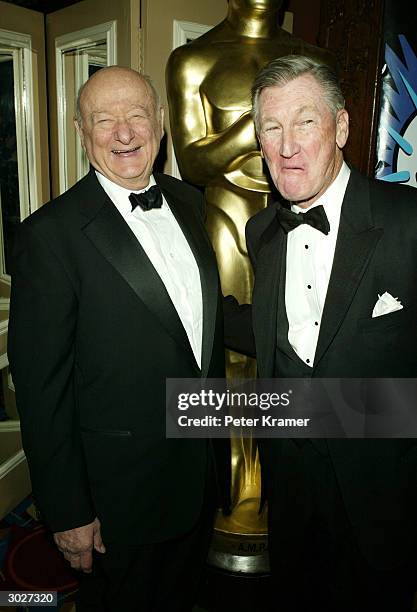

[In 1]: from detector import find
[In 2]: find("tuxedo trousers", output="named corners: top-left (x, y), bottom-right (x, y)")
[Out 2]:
top-left (266, 439), bottom-right (417, 612)
top-left (75, 469), bottom-right (216, 612)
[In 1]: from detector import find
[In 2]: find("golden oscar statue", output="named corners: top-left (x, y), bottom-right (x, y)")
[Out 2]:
top-left (166, 0), bottom-right (335, 572)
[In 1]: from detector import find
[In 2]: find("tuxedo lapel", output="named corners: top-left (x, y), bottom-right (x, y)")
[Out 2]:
top-left (252, 213), bottom-right (285, 377)
top-left (157, 179), bottom-right (218, 378)
top-left (314, 170), bottom-right (383, 367)
top-left (79, 172), bottom-right (198, 369)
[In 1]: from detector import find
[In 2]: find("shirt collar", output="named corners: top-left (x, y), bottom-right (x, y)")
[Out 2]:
top-left (95, 171), bottom-right (157, 216)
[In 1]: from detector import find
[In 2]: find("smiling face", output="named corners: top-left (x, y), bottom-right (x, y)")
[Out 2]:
top-left (75, 67), bottom-right (164, 190)
top-left (258, 74), bottom-right (349, 208)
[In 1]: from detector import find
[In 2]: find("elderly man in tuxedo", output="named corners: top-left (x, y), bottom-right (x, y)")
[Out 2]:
top-left (225, 55), bottom-right (417, 611)
top-left (8, 66), bottom-right (225, 612)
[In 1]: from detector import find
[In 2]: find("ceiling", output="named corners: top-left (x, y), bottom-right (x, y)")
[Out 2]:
top-left (2, 0), bottom-right (83, 13)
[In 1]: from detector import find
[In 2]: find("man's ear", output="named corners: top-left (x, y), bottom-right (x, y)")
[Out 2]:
top-left (336, 109), bottom-right (349, 150)
top-left (74, 119), bottom-right (86, 150)
top-left (255, 123), bottom-right (263, 157)
top-left (159, 106), bottom-right (165, 139)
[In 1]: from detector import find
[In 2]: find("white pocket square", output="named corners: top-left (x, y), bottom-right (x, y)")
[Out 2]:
top-left (372, 291), bottom-right (403, 318)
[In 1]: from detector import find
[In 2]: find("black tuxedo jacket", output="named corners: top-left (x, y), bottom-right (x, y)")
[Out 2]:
top-left (8, 169), bottom-right (225, 545)
top-left (226, 168), bottom-right (417, 568)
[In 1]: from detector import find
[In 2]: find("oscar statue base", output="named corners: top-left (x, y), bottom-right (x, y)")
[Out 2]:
top-left (208, 496), bottom-right (269, 574)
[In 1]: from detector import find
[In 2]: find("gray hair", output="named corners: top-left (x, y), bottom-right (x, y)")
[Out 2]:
top-left (75, 68), bottom-right (161, 124)
top-left (252, 55), bottom-right (344, 131)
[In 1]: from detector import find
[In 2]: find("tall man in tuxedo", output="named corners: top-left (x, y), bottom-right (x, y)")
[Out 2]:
top-left (8, 66), bottom-right (225, 612)
top-left (225, 55), bottom-right (417, 611)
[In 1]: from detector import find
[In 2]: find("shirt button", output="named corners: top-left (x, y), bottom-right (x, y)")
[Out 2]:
top-left (307, 284), bottom-right (312, 289)
top-left (306, 359), bottom-right (310, 364)
top-left (305, 244), bottom-right (309, 249)
top-left (314, 321), bottom-right (319, 326)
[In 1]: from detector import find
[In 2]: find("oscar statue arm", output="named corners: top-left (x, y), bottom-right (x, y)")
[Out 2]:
top-left (166, 46), bottom-right (259, 185)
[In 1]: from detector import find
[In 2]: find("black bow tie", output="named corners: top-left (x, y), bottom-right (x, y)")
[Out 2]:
top-left (129, 185), bottom-right (163, 212)
top-left (276, 204), bottom-right (330, 235)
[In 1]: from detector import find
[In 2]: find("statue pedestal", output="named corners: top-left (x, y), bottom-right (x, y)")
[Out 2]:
top-left (208, 495), bottom-right (269, 574)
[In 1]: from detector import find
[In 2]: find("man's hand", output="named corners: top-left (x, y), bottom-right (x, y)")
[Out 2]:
top-left (53, 517), bottom-right (105, 573)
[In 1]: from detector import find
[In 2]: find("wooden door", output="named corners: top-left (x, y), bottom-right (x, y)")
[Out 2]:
top-left (319, 0), bottom-right (384, 176)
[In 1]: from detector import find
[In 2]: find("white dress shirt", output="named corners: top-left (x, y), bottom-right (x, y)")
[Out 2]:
top-left (96, 171), bottom-right (203, 368)
top-left (285, 162), bottom-right (351, 367)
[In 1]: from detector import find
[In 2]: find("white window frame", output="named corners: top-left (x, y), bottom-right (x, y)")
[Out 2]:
top-left (0, 29), bottom-right (37, 280)
top-left (55, 21), bottom-right (117, 194)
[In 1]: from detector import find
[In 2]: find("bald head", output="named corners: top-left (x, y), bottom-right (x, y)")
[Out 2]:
top-left (74, 65), bottom-right (164, 190)
top-left (76, 66), bottom-right (160, 125)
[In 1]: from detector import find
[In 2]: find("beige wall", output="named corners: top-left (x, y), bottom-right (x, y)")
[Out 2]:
top-left (46, 0), bottom-right (139, 197)
top-left (0, 0), bottom-right (50, 207)
top-left (141, 0), bottom-right (227, 174)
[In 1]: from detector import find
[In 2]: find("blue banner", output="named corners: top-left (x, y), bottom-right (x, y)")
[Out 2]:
top-left (375, 4), bottom-right (417, 186)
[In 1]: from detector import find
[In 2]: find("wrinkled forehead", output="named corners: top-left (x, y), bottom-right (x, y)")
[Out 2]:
top-left (80, 72), bottom-right (155, 116)
top-left (259, 76), bottom-right (328, 115)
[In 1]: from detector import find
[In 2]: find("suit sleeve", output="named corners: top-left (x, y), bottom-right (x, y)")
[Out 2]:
top-left (221, 211), bottom-right (263, 357)
top-left (8, 222), bottom-right (95, 532)
top-left (223, 295), bottom-right (255, 357)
